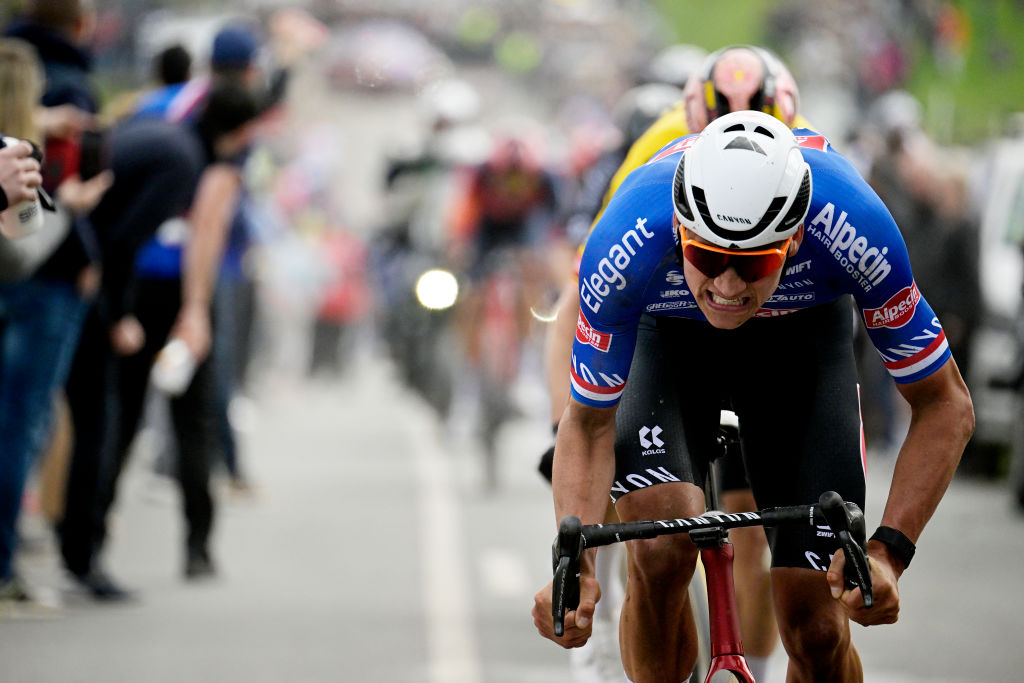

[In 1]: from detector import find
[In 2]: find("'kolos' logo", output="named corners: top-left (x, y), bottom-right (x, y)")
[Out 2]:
top-left (864, 283), bottom-right (920, 329)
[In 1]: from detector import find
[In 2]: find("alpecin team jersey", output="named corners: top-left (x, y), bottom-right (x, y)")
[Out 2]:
top-left (570, 129), bottom-right (951, 408)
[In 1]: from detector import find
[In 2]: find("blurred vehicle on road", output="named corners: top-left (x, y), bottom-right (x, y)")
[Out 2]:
top-left (322, 20), bottom-right (453, 91)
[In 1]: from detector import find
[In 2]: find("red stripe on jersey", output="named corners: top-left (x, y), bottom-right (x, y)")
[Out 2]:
top-left (570, 364), bottom-right (622, 395)
top-left (883, 330), bottom-right (947, 370)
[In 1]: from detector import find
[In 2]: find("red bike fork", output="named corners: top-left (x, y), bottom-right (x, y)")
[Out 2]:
top-left (700, 542), bottom-right (756, 683)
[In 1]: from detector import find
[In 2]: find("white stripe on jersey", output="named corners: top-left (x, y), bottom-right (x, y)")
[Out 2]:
top-left (885, 337), bottom-right (949, 379)
top-left (570, 375), bottom-right (624, 404)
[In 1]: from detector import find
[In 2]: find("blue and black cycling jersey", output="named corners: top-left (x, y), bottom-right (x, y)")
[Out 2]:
top-left (570, 129), bottom-right (951, 408)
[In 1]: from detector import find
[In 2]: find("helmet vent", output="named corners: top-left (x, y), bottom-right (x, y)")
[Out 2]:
top-left (723, 123), bottom-right (745, 133)
top-left (776, 169), bottom-right (812, 232)
top-left (672, 154), bottom-right (694, 222)
top-left (748, 196), bottom-right (786, 234)
top-left (753, 125), bottom-right (775, 138)
top-left (724, 136), bottom-right (766, 155)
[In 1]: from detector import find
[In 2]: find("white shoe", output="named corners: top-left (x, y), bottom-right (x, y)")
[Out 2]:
top-left (569, 615), bottom-right (628, 683)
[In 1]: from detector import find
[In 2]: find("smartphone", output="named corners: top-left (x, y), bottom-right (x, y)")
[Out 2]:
top-left (78, 129), bottom-right (108, 181)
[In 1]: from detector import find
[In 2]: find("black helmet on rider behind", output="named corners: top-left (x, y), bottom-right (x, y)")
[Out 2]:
top-left (643, 44), bottom-right (708, 90)
top-left (612, 83), bottom-right (684, 147)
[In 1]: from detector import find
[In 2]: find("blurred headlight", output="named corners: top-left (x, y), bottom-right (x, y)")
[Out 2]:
top-left (415, 269), bottom-right (459, 310)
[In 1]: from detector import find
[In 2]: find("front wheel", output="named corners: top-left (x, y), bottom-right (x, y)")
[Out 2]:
top-left (689, 560), bottom-right (712, 682)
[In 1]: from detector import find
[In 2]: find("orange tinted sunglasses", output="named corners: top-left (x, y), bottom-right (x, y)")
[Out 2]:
top-left (680, 229), bottom-right (792, 282)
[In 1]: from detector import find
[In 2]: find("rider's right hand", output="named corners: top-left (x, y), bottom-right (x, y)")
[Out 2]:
top-left (531, 573), bottom-right (601, 648)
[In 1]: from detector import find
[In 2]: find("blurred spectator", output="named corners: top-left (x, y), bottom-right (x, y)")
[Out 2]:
top-left (308, 228), bottom-right (370, 378)
top-left (57, 81), bottom-right (261, 597)
top-left (77, 8), bottom-right (329, 584)
top-left (0, 39), bottom-right (46, 261)
top-left (863, 91), bottom-right (982, 454)
top-left (5, 0), bottom-right (99, 114)
top-left (131, 21), bottom-right (300, 493)
top-left (0, 31), bottom-right (110, 608)
top-left (155, 43), bottom-right (191, 87)
top-left (58, 115), bottom-right (204, 599)
top-left (0, 36), bottom-right (51, 607)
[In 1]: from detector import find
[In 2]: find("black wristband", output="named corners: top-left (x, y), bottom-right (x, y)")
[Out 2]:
top-left (870, 526), bottom-right (916, 569)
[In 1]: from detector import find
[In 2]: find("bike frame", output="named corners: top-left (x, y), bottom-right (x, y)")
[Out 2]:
top-left (696, 535), bottom-right (755, 681)
top-left (696, 421), bottom-right (755, 681)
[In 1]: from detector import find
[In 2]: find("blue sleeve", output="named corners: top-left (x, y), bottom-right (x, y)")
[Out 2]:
top-left (569, 160), bottom-right (677, 406)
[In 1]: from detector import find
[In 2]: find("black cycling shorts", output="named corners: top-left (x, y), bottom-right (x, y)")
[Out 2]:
top-left (610, 297), bottom-right (866, 571)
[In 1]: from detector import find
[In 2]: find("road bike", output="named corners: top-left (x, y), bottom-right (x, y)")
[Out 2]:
top-left (549, 434), bottom-right (874, 682)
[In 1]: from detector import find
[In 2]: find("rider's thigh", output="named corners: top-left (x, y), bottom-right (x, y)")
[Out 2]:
top-left (615, 480), bottom-right (705, 521)
top-left (771, 567), bottom-right (852, 660)
top-left (615, 481), bottom-right (704, 582)
top-left (722, 489), bottom-right (771, 558)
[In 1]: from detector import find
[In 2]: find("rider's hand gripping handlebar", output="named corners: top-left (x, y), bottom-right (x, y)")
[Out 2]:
top-left (818, 490), bottom-right (874, 608)
top-left (551, 515), bottom-right (583, 637)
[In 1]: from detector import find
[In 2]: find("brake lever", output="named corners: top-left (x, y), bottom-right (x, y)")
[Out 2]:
top-left (551, 516), bottom-right (583, 637)
top-left (818, 491), bottom-right (874, 608)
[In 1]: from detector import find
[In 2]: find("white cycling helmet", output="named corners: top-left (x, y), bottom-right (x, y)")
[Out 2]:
top-left (672, 110), bottom-right (811, 250)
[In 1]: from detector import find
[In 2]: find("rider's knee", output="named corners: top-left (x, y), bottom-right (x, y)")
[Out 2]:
top-left (778, 608), bottom-right (849, 664)
top-left (627, 534), bottom-right (698, 588)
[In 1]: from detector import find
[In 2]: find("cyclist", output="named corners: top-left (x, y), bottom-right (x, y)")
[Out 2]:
top-left (541, 44), bottom-right (808, 682)
top-left (531, 110), bottom-right (974, 682)
top-left (448, 128), bottom-right (559, 369)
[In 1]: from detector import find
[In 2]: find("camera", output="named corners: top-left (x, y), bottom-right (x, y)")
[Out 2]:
top-left (0, 135), bottom-right (53, 237)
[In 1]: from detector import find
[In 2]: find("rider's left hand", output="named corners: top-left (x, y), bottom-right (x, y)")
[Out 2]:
top-left (826, 546), bottom-right (900, 626)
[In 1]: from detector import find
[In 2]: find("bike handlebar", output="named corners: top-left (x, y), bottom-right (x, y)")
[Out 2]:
top-left (550, 490), bottom-right (873, 635)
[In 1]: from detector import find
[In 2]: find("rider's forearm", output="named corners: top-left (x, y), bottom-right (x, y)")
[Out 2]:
top-left (883, 361), bottom-right (975, 546)
top-left (551, 402), bottom-right (618, 528)
top-left (544, 282), bottom-right (580, 426)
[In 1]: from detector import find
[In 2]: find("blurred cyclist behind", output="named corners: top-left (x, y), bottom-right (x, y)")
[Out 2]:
top-left (447, 125), bottom-right (562, 488)
top-left (540, 44), bottom-right (810, 683)
top-left (449, 125), bottom-right (560, 380)
top-left (546, 77), bottom-right (684, 683)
